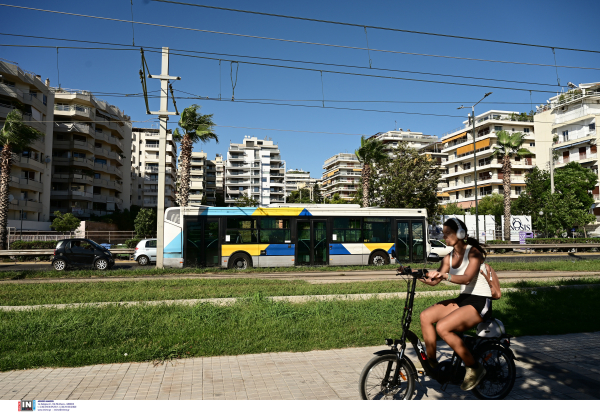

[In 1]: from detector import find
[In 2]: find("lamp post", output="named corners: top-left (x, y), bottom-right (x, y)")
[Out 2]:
top-left (457, 92), bottom-right (493, 241)
top-left (539, 210), bottom-right (545, 238)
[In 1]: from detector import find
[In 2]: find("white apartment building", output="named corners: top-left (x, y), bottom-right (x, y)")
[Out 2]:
top-left (50, 88), bottom-right (132, 218)
top-left (440, 110), bottom-right (536, 209)
top-left (535, 83), bottom-right (600, 230)
top-left (205, 154), bottom-right (224, 206)
top-left (369, 129), bottom-right (439, 154)
top-left (321, 153), bottom-right (362, 201)
top-left (225, 136), bottom-right (285, 207)
top-left (285, 169), bottom-right (318, 198)
top-left (131, 128), bottom-right (177, 209)
top-left (0, 58), bottom-right (54, 227)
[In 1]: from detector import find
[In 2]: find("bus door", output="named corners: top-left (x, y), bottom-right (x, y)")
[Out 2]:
top-left (185, 217), bottom-right (220, 267)
top-left (296, 219), bottom-right (328, 266)
top-left (395, 219), bottom-right (426, 263)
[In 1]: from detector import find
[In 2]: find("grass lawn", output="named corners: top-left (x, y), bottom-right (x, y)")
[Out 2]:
top-left (2, 286), bottom-right (600, 371)
top-left (2, 259), bottom-right (600, 281)
top-left (2, 277), bottom-right (600, 307)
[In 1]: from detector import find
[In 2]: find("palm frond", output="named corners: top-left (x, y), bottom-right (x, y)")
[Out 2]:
top-left (516, 148), bottom-right (534, 157)
top-left (495, 130), bottom-right (511, 145)
top-left (509, 132), bottom-right (525, 148)
top-left (0, 109), bottom-right (43, 152)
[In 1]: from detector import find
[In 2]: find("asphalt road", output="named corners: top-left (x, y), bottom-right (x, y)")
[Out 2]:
top-left (0, 260), bottom-right (140, 272)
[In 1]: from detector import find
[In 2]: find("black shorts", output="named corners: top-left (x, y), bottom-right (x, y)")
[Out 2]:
top-left (454, 294), bottom-right (492, 321)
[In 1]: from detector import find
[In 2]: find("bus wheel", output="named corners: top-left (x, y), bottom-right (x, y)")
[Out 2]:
top-left (229, 253), bottom-right (252, 270)
top-left (370, 251), bottom-right (389, 266)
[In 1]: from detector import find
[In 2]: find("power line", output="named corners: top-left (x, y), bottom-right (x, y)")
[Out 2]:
top-left (0, 42), bottom-right (562, 93)
top-left (153, 0), bottom-right (600, 55)
top-left (0, 32), bottom-right (579, 87)
top-left (2, 4), bottom-right (599, 72)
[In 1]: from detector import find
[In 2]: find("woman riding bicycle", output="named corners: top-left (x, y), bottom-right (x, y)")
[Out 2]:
top-left (419, 217), bottom-right (493, 391)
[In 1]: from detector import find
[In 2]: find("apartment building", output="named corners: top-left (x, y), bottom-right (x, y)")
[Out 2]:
top-left (285, 169), bottom-right (318, 198)
top-left (535, 83), bottom-right (600, 228)
top-left (0, 58), bottom-right (54, 227)
top-left (225, 136), bottom-right (285, 207)
top-left (369, 129), bottom-right (439, 154)
top-left (131, 128), bottom-right (177, 209)
top-left (440, 110), bottom-right (536, 209)
top-left (50, 88), bottom-right (132, 218)
top-left (321, 153), bottom-right (362, 201)
top-left (205, 154), bottom-right (224, 206)
top-left (418, 141), bottom-right (449, 202)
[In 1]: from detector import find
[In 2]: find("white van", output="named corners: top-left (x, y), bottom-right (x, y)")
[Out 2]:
top-left (133, 238), bottom-right (157, 266)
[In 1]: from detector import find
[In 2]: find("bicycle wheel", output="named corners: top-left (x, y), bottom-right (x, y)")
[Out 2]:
top-left (472, 343), bottom-right (516, 400)
top-left (359, 354), bottom-right (415, 400)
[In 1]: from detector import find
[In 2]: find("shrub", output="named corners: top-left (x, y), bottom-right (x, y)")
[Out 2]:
top-left (10, 240), bottom-right (57, 250)
top-left (125, 238), bottom-right (142, 248)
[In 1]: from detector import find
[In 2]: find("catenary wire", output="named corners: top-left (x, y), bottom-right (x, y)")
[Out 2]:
top-left (152, 0), bottom-right (600, 55)
top-left (1, 4), bottom-right (600, 72)
top-left (0, 32), bottom-right (574, 86)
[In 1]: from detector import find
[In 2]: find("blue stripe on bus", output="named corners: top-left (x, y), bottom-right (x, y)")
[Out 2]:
top-left (299, 208), bottom-right (312, 216)
top-left (164, 232), bottom-right (183, 254)
top-left (388, 244), bottom-right (395, 253)
top-left (199, 207), bottom-right (257, 216)
top-left (265, 244), bottom-right (295, 256)
top-left (329, 244), bottom-right (351, 255)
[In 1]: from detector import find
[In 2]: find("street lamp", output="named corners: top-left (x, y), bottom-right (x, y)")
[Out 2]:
top-left (539, 210), bottom-right (545, 238)
top-left (457, 92), bottom-right (493, 241)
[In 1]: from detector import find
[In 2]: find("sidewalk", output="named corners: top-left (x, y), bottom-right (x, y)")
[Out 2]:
top-left (1, 332), bottom-right (598, 400)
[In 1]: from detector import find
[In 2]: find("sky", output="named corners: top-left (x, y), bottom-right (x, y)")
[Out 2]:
top-left (2, 0), bottom-right (600, 177)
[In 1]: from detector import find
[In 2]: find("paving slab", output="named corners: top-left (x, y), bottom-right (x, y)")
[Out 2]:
top-left (1, 332), bottom-right (599, 400)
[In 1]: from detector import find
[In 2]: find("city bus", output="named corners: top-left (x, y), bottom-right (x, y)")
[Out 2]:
top-left (162, 204), bottom-right (431, 269)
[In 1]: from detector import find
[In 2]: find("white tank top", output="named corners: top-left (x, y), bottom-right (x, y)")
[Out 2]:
top-left (449, 245), bottom-right (492, 297)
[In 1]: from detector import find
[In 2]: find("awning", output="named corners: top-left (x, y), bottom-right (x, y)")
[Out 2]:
top-left (442, 131), bottom-right (467, 144)
top-left (353, 168), bottom-right (362, 172)
top-left (437, 192), bottom-right (450, 197)
top-left (553, 139), bottom-right (595, 150)
top-left (457, 138), bottom-right (491, 156)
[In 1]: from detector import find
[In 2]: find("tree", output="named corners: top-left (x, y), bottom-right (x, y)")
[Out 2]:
top-left (470, 194), bottom-right (504, 220)
top-left (554, 162), bottom-right (597, 209)
top-left (443, 203), bottom-right (466, 215)
top-left (134, 208), bottom-right (157, 238)
top-left (234, 194), bottom-right (259, 207)
top-left (491, 130), bottom-right (533, 241)
top-left (286, 188), bottom-right (311, 203)
top-left (355, 136), bottom-right (387, 207)
top-left (50, 211), bottom-right (81, 232)
top-left (312, 182), bottom-right (323, 204)
top-left (325, 193), bottom-right (349, 204)
top-left (371, 142), bottom-right (441, 219)
top-left (0, 109), bottom-right (44, 249)
top-left (542, 192), bottom-right (595, 237)
top-left (511, 167), bottom-right (550, 232)
top-left (173, 105), bottom-right (218, 207)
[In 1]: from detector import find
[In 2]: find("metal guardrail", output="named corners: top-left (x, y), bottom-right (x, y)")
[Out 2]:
top-left (0, 249), bottom-right (135, 256)
top-left (486, 243), bottom-right (600, 249)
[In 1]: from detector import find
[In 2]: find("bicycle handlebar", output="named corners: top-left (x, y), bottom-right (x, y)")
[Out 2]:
top-left (396, 265), bottom-right (429, 279)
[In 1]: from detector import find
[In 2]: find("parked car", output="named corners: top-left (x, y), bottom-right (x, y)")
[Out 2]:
top-left (429, 239), bottom-right (453, 257)
top-left (100, 243), bottom-right (112, 249)
top-left (133, 238), bottom-right (157, 266)
top-left (51, 238), bottom-right (115, 271)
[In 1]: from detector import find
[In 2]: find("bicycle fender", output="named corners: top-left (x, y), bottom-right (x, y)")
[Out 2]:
top-left (476, 341), bottom-right (517, 360)
top-left (372, 349), bottom-right (396, 356)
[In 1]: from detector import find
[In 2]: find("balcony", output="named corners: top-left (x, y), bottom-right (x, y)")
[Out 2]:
top-left (54, 173), bottom-right (94, 184)
top-left (10, 176), bottom-right (43, 192)
top-left (55, 122), bottom-right (94, 137)
top-left (51, 189), bottom-right (94, 199)
top-left (16, 155), bottom-right (46, 172)
top-left (9, 198), bottom-right (43, 213)
top-left (54, 104), bottom-right (95, 120)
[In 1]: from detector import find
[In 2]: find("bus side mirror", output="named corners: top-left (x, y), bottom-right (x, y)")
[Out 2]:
top-left (427, 253), bottom-right (441, 263)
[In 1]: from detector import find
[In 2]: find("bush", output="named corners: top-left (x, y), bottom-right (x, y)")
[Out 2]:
top-left (525, 238), bottom-right (600, 244)
top-left (125, 238), bottom-right (142, 248)
top-left (10, 240), bottom-right (57, 250)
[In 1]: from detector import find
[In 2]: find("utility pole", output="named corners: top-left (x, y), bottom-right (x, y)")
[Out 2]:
top-left (148, 47), bottom-right (180, 269)
top-left (549, 147), bottom-right (555, 194)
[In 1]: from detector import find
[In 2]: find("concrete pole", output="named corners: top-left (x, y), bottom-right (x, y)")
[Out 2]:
top-left (472, 108), bottom-right (480, 241)
top-left (148, 47), bottom-right (180, 269)
top-left (550, 147), bottom-right (555, 194)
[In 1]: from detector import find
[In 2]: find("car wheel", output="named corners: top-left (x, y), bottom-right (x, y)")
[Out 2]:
top-left (95, 258), bottom-right (109, 270)
top-left (369, 251), bottom-right (390, 266)
top-left (228, 253), bottom-right (252, 270)
top-left (53, 259), bottom-right (67, 271)
top-left (137, 255), bottom-right (149, 266)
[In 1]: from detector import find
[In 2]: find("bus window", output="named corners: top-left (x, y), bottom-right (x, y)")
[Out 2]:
top-left (412, 221), bottom-right (425, 261)
top-left (259, 218), bottom-right (291, 243)
top-left (332, 217), bottom-right (361, 243)
top-left (226, 218), bottom-right (258, 244)
top-left (363, 217), bottom-right (391, 243)
top-left (396, 221), bottom-right (410, 261)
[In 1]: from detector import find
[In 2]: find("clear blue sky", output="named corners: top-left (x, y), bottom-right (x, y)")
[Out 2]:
top-left (2, 0), bottom-right (600, 176)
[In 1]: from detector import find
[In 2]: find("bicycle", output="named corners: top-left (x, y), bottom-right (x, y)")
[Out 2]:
top-left (358, 254), bottom-right (517, 400)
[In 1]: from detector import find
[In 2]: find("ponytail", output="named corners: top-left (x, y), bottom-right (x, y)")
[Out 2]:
top-left (443, 218), bottom-right (487, 260)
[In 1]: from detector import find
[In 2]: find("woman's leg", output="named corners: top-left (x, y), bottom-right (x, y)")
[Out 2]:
top-left (419, 299), bottom-right (459, 361)
top-left (435, 306), bottom-right (483, 366)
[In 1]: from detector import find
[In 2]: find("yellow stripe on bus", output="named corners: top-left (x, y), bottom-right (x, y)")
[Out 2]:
top-left (252, 208), bottom-right (306, 216)
top-left (363, 243), bottom-right (395, 253)
top-left (222, 244), bottom-right (270, 257)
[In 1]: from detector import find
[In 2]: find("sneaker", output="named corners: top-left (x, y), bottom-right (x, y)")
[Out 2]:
top-left (461, 362), bottom-right (486, 391)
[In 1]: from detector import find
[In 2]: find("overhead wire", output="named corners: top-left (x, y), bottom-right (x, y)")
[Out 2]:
top-left (152, 0), bottom-right (600, 55)
top-left (1, 4), bottom-right (599, 72)
top-left (1, 32), bottom-right (584, 85)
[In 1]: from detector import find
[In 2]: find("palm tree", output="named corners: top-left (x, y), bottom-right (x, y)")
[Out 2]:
top-left (491, 130), bottom-right (533, 240)
top-left (355, 136), bottom-right (387, 207)
top-left (0, 109), bottom-right (43, 249)
top-left (173, 105), bottom-right (218, 207)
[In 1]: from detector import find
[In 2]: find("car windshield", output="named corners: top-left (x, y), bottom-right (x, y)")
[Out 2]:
top-left (87, 239), bottom-right (106, 250)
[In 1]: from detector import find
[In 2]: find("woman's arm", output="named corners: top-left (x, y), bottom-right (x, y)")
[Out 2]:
top-left (434, 248), bottom-right (483, 285)
top-left (420, 255), bottom-right (451, 286)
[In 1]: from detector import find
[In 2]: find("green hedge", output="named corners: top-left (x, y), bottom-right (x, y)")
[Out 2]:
top-left (125, 238), bottom-right (141, 248)
top-left (485, 238), bottom-right (600, 246)
top-left (10, 240), bottom-right (58, 250)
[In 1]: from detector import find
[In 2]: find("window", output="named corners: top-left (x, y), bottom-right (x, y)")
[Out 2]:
top-left (465, 189), bottom-right (473, 197)
top-left (95, 158), bottom-right (107, 165)
top-left (494, 126), bottom-right (502, 131)
top-left (259, 218), bottom-right (291, 243)
top-left (261, 177), bottom-right (267, 182)
top-left (95, 142), bottom-right (102, 148)
top-left (454, 165), bottom-right (458, 173)
top-left (94, 173), bottom-right (101, 179)
top-left (146, 240), bottom-right (157, 248)
top-left (463, 163), bottom-right (471, 170)
top-left (430, 240), bottom-right (446, 248)
top-left (93, 186), bottom-right (101, 194)
top-left (73, 135), bottom-right (86, 143)
top-left (590, 123), bottom-right (596, 131)
top-left (332, 217), bottom-right (361, 243)
top-left (72, 152), bottom-right (85, 159)
top-left (524, 128), bottom-right (530, 133)
top-left (563, 130), bottom-right (569, 140)
top-left (363, 217), bottom-right (391, 243)
top-left (530, 143), bottom-right (535, 147)
top-left (515, 187), bottom-right (522, 195)
top-left (226, 218), bottom-right (258, 243)
top-left (455, 192), bottom-right (460, 200)
top-left (464, 176), bottom-right (472, 184)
